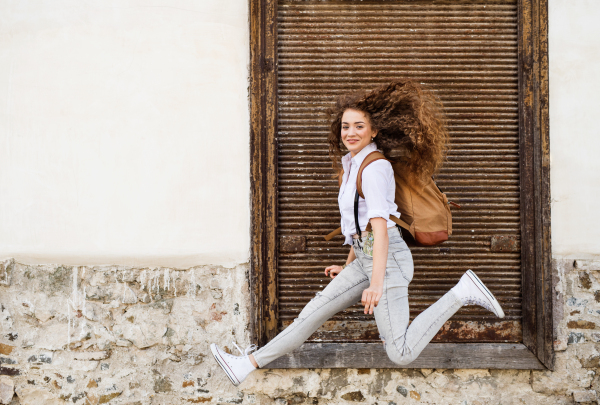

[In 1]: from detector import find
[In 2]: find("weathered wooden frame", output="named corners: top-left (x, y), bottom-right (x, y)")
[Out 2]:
top-left (249, 0), bottom-right (552, 370)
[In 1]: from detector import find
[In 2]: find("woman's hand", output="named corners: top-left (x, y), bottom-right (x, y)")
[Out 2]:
top-left (324, 265), bottom-right (345, 279)
top-left (362, 284), bottom-right (383, 314)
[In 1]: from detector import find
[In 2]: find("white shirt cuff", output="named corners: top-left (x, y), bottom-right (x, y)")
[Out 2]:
top-left (366, 210), bottom-right (390, 221)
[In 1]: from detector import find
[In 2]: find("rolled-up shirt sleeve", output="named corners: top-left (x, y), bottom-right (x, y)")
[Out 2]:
top-left (361, 160), bottom-right (396, 221)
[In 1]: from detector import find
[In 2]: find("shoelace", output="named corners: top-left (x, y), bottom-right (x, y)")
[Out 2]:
top-left (462, 296), bottom-right (494, 313)
top-left (232, 341), bottom-right (258, 357)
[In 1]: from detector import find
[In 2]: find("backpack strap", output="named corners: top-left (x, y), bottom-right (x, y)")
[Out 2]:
top-left (356, 151), bottom-right (412, 233)
top-left (324, 150), bottom-right (411, 241)
top-left (354, 151), bottom-right (387, 240)
top-left (324, 227), bottom-right (342, 241)
top-left (356, 151), bottom-right (388, 199)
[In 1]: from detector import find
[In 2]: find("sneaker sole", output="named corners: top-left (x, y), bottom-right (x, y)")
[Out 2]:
top-left (466, 270), bottom-right (505, 318)
top-left (210, 343), bottom-right (240, 386)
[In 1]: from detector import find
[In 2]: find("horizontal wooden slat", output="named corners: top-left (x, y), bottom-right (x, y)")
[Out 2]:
top-left (265, 343), bottom-right (544, 369)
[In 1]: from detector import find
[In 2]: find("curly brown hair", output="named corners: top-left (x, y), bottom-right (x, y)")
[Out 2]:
top-left (327, 79), bottom-right (449, 184)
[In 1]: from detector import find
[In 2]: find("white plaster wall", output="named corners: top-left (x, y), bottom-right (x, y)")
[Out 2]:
top-left (549, 0), bottom-right (600, 259)
top-left (0, 0), bottom-right (250, 267)
top-left (1, 0), bottom-right (598, 268)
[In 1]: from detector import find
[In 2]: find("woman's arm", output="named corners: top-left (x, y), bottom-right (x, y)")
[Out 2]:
top-left (361, 217), bottom-right (388, 314)
top-left (324, 246), bottom-right (356, 278)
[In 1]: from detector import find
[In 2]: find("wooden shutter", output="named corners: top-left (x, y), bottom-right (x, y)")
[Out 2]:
top-left (276, 0), bottom-right (521, 343)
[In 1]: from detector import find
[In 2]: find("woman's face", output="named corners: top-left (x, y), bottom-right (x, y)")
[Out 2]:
top-left (341, 109), bottom-right (377, 157)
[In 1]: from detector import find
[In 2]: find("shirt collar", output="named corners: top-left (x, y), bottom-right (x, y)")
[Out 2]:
top-left (342, 142), bottom-right (378, 168)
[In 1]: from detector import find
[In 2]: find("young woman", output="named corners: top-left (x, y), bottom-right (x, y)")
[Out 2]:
top-left (210, 80), bottom-right (504, 386)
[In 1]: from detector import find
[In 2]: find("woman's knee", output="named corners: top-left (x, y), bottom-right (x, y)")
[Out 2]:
top-left (385, 343), bottom-right (416, 366)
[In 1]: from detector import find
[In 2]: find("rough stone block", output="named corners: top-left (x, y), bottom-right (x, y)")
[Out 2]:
top-left (569, 332), bottom-right (586, 344)
top-left (27, 353), bottom-right (52, 364)
top-left (568, 320), bottom-right (597, 329)
top-left (453, 369), bottom-right (491, 381)
top-left (567, 297), bottom-right (589, 307)
top-left (85, 285), bottom-right (111, 301)
top-left (581, 355), bottom-right (600, 368)
top-left (34, 309), bottom-right (53, 323)
top-left (532, 363), bottom-right (574, 396)
top-left (36, 322), bottom-right (81, 351)
top-left (0, 260), bottom-right (14, 287)
top-left (340, 391), bottom-right (364, 401)
top-left (579, 272), bottom-right (593, 289)
top-left (45, 266), bottom-right (73, 297)
top-left (98, 391), bottom-right (121, 403)
top-left (71, 360), bottom-right (99, 372)
top-left (116, 339), bottom-right (132, 347)
top-left (73, 351), bottom-right (109, 361)
top-left (420, 368), bottom-right (433, 377)
top-left (575, 260), bottom-right (600, 271)
top-left (121, 286), bottom-right (137, 304)
top-left (0, 366), bottom-right (18, 376)
top-left (16, 386), bottom-right (65, 405)
top-left (0, 306), bottom-right (14, 331)
top-left (573, 389), bottom-right (597, 403)
top-left (554, 338), bottom-right (568, 351)
top-left (429, 372), bottom-right (449, 389)
top-left (0, 346), bottom-right (13, 357)
top-left (0, 376), bottom-right (14, 404)
top-left (113, 304), bottom-right (169, 349)
top-left (577, 344), bottom-right (600, 369)
top-left (81, 301), bottom-right (107, 322)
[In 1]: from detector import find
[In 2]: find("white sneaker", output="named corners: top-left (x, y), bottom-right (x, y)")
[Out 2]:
top-left (451, 270), bottom-right (505, 318)
top-left (210, 341), bottom-right (257, 386)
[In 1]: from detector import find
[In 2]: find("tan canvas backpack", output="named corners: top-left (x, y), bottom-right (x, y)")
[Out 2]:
top-left (324, 151), bottom-right (457, 246)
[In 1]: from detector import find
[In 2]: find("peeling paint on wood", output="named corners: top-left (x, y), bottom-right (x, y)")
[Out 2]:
top-left (280, 236), bottom-right (306, 253)
top-left (491, 235), bottom-right (520, 252)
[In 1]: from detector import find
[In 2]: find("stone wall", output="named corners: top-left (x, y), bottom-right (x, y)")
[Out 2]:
top-left (0, 258), bottom-right (598, 405)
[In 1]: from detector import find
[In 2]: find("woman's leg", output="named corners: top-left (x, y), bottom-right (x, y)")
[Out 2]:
top-left (364, 235), bottom-right (464, 366)
top-left (375, 273), bottom-right (462, 366)
top-left (252, 259), bottom-right (370, 368)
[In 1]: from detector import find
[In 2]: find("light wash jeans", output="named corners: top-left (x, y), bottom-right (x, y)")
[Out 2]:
top-left (253, 226), bottom-right (463, 368)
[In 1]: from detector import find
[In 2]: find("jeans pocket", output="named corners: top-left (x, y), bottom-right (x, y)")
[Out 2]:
top-left (392, 250), bottom-right (414, 283)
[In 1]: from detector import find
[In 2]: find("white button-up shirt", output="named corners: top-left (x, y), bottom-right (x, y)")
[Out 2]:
top-left (338, 142), bottom-right (401, 245)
